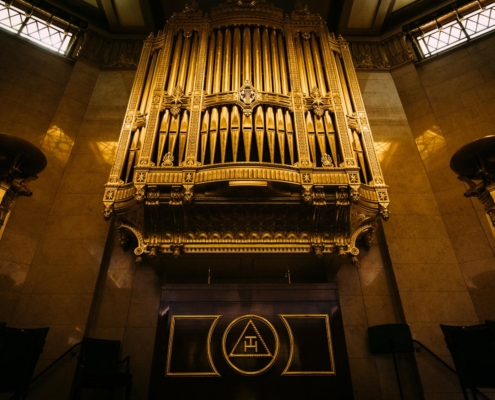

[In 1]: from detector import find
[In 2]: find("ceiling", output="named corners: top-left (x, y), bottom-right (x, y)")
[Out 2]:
top-left (41, 0), bottom-right (475, 37)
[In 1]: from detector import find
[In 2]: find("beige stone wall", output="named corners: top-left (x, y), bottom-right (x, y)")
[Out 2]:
top-left (0, 31), bottom-right (135, 399)
top-left (0, 35), bottom-right (73, 323)
top-left (357, 34), bottom-right (495, 400)
top-left (335, 225), bottom-right (422, 400)
top-left (392, 37), bottom-right (495, 326)
top-left (359, 67), bottom-right (482, 400)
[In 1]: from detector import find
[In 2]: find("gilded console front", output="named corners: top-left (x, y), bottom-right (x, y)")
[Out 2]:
top-left (103, 0), bottom-right (389, 263)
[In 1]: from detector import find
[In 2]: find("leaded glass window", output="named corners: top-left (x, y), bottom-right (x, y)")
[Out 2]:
top-left (0, 1), bottom-right (73, 55)
top-left (416, 2), bottom-right (495, 58)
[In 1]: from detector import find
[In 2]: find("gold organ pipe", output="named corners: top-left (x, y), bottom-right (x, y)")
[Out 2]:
top-left (262, 28), bottom-right (272, 92)
top-left (277, 34), bottom-right (289, 95)
top-left (220, 106), bottom-right (229, 163)
top-left (276, 108), bottom-right (285, 164)
top-left (145, 52), bottom-right (162, 113)
top-left (157, 109), bottom-right (170, 165)
top-left (200, 110), bottom-right (210, 165)
top-left (232, 27), bottom-right (241, 91)
top-left (177, 34), bottom-right (192, 90)
top-left (135, 128), bottom-right (145, 166)
top-left (314, 114), bottom-right (326, 157)
top-left (311, 34), bottom-right (327, 95)
top-left (270, 30), bottom-right (281, 94)
top-left (139, 51), bottom-right (158, 114)
top-left (324, 111), bottom-right (338, 166)
top-left (295, 35), bottom-right (308, 95)
top-left (178, 111), bottom-right (189, 165)
top-left (253, 27), bottom-right (262, 90)
top-left (242, 113), bottom-right (252, 161)
top-left (205, 32), bottom-right (216, 94)
top-left (335, 54), bottom-right (353, 115)
top-left (213, 30), bottom-right (224, 94)
top-left (302, 35), bottom-right (317, 92)
top-left (231, 106), bottom-right (240, 162)
top-left (185, 33), bottom-right (199, 95)
top-left (266, 107), bottom-right (276, 163)
top-left (209, 108), bottom-right (219, 164)
top-left (222, 28), bottom-right (232, 92)
top-left (306, 111), bottom-right (317, 163)
top-left (125, 130), bottom-right (140, 183)
top-left (168, 114), bottom-right (179, 155)
top-left (285, 111), bottom-right (295, 165)
top-left (167, 33), bottom-right (183, 94)
top-left (243, 27), bottom-right (251, 84)
top-left (353, 130), bottom-right (368, 183)
top-left (255, 106), bottom-right (264, 161)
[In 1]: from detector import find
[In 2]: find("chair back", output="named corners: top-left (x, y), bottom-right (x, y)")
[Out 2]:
top-left (487, 320), bottom-right (495, 352)
top-left (441, 324), bottom-right (495, 389)
top-left (0, 327), bottom-right (49, 393)
top-left (79, 337), bottom-right (121, 375)
top-left (368, 324), bottom-right (415, 354)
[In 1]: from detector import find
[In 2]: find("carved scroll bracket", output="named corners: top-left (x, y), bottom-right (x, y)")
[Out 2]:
top-left (115, 216), bottom-right (146, 264)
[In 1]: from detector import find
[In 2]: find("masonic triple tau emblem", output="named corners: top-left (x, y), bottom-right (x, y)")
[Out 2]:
top-left (222, 315), bottom-right (279, 375)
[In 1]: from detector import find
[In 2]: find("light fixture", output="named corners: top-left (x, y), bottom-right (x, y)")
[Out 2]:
top-left (450, 135), bottom-right (495, 227)
top-left (0, 133), bottom-right (47, 238)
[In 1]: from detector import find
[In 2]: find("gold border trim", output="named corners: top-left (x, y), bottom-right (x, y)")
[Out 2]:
top-left (222, 314), bottom-right (279, 376)
top-left (166, 315), bottom-right (222, 377)
top-left (279, 314), bottom-right (336, 376)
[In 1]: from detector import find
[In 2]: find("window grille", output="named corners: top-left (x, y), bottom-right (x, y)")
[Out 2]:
top-left (415, 2), bottom-right (495, 58)
top-left (0, 1), bottom-right (73, 55)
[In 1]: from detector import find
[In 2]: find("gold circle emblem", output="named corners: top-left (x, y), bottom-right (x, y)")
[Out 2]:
top-left (222, 314), bottom-right (279, 376)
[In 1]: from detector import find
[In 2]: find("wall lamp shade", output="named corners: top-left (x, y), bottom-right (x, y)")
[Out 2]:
top-left (450, 135), bottom-right (495, 227)
top-left (0, 133), bottom-right (47, 228)
top-left (0, 133), bottom-right (47, 178)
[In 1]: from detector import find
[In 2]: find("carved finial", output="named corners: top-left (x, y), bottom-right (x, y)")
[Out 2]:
top-left (171, 244), bottom-right (183, 257)
top-left (103, 204), bottom-right (114, 220)
top-left (294, 1), bottom-right (310, 14)
top-left (313, 244), bottom-right (324, 259)
top-left (379, 205), bottom-right (390, 220)
top-left (161, 153), bottom-right (174, 167)
top-left (321, 154), bottom-right (334, 168)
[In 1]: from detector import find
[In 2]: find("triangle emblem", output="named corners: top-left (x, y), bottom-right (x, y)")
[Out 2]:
top-left (229, 319), bottom-right (272, 358)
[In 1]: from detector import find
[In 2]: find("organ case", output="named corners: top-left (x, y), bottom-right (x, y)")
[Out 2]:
top-left (103, 0), bottom-right (390, 263)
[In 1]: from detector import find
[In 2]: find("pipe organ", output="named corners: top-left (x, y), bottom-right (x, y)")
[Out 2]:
top-left (103, 0), bottom-right (390, 263)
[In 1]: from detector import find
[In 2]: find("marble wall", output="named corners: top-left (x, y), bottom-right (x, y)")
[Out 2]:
top-left (357, 36), bottom-right (495, 400)
top-left (0, 32), bottom-right (135, 399)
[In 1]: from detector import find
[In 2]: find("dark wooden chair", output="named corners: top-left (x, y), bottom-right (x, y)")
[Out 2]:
top-left (486, 320), bottom-right (495, 351)
top-left (71, 337), bottom-right (132, 400)
top-left (440, 324), bottom-right (495, 400)
top-left (0, 326), bottom-right (49, 400)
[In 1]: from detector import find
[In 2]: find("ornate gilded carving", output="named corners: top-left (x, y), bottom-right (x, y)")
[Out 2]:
top-left (77, 29), bottom-right (143, 69)
top-left (170, 86), bottom-right (185, 116)
top-left (102, 0), bottom-right (389, 263)
top-left (348, 33), bottom-right (415, 70)
top-left (321, 154), bottom-right (334, 168)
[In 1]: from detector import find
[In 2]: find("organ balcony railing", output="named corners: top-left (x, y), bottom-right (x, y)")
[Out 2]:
top-left (102, 0), bottom-right (390, 263)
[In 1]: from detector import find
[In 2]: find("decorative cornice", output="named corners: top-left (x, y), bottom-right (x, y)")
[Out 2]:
top-left (347, 32), bottom-right (416, 70)
top-left (75, 28), bottom-right (145, 69)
